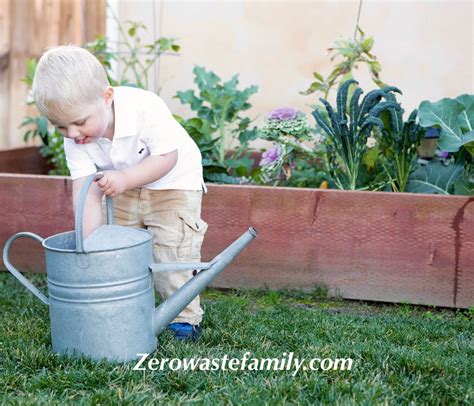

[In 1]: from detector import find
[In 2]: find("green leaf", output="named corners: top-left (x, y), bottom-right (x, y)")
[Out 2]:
top-left (300, 81), bottom-right (325, 95)
top-left (205, 173), bottom-right (241, 184)
top-left (455, 94), bottom-right (474, 132)
top-left (406, 161), bottom-right (464, 194)
top-left (37, 116), bottom-right (49, 137)
top-left (337, 79), bottom-right (357, 121)
top-left (363, 146), bottom-right (379, 172)
top-left (312, 108), bottom-right (334, 138)
top-left (22, 59), bottom-right (37, 85)
top-left (368, 60), bottom-right (382, 73)
top-left (418, 97), bottom-right (474, 153)
top-left (361, 37), bottom-right (374, 52)
top-left (239, 128), bottom-right (259, 145)
top-left (338, 46), bottom-right (356, 58)
top-left (224, 156), bottom-right (254, 171)
top-left (175, 90), bottom-right (202, 111)
top-left (193, 66), bottom-right (220, 91)
top-left (20, 117), bottom-right (35, 127)
top-left (312, 72), bottom-right (324, 82)
top-left (201, 158), bottom-right (215, 167)
top-left (453, 175), bottom-right (474, 195)
top-left (464, 140), bottom-right (474, 156)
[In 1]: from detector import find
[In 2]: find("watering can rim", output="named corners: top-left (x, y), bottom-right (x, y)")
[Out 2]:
top-left (42, 227), bottom-right (154, 254)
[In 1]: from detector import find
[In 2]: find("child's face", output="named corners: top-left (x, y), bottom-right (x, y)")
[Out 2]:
top-left (51, 88), bottom-right (114, 145)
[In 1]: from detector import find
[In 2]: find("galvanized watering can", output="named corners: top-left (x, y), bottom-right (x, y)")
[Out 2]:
top-left (3, 173), bottom-right (257, 362)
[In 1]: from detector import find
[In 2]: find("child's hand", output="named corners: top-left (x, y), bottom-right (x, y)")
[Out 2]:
top-left (94, 171), bottom-right (128, 197)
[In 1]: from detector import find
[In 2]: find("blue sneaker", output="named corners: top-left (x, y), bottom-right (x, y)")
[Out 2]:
top-left (167, 323), bottom-right (201, 341)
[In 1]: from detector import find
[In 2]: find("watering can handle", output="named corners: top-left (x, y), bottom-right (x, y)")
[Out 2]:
top-left (75, 172), bottom-right (114, 254)
top-left (2, 232), bottom-right (49, 305)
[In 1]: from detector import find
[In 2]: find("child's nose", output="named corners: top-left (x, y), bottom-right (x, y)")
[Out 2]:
top-left (67, 126), bottom-right (81, 139)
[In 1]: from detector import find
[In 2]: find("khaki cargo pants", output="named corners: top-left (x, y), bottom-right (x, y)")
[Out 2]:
top-left (104, 188), bottom-right (207, 326)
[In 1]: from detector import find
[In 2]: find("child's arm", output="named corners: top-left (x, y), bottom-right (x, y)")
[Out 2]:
top-left (95, 150), bottom-right (178, 197)
top-left (73, 176), bottom-right (104, 238)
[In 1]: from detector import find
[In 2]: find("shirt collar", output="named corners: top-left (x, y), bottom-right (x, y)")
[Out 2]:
top-left (111, 86), bottom-right (137, 139)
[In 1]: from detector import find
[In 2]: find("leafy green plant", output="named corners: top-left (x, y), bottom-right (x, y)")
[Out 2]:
top-left (103, 5), bottom-right (180, 90)
top-left (280, 155), bottom-right (330, 189)
top-left (405, 160), bottom-right (464, 195)
top-left (257, 107), bottom-right (329, 187)
top-left (376, 91), bottom-right (425, 192)
top-left (311, 79), bottom-right (400, 190)
top-left (301, 27), bottom-right (386, 99)
top-left (417, 94), bottom-right (473, 195)
top-left (175, 116), bottom-right (251, 184)
top-left (20, 60), bottom-right (69, 175)
top-left (418, 94), bottom-right (474, 156)
top-left (175, 66), bottom-right (259, 180)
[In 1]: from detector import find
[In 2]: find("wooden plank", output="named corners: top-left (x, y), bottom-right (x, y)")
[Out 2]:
top-left (72, 0), bottom-right (85, 44)
top-left (8, 0), bottom-right (35, 148)
top-left (0, 175), bottom-right (473, 309)
top-left (85, 0), bottom-right (105, 43)
top-left (0, 146), bottom-right (53, 174)
top-left (0, 0), bottom-right (11, 149)
top-left (202, 186), bottom-right (474, 309)
top-left (44, 0), bottom-right (61, 48)
top-left (0, 174), bottom-right (74, 275)
top-left (59, 0), bottom-right (71, 44)
top-left (58, 0), bottom-right (83, 44)
top-left (3, 0), bottom-right (106, 149)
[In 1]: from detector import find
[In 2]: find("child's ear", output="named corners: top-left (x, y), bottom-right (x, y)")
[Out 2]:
top-left (103, 86), bottom-right (114, 106)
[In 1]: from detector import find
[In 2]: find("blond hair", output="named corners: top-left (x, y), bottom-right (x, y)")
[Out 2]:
top-left (32, 45), bottom-right (109, 123)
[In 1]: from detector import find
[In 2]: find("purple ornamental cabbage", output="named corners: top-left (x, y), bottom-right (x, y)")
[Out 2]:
top-left (268, 107), bottom-right (299, 121)
top-left (260, 145), bottom-right (282, 167)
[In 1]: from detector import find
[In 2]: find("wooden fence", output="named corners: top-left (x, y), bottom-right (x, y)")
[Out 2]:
top-left (0, 0), bottom-right (105, 149)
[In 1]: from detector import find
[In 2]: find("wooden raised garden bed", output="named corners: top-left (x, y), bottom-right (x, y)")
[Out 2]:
top-left (1, 147), bottom-right (473, 308)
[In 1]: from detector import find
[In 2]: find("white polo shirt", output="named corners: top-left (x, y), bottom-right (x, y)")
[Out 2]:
top-left (63, 86), bottom-right (205, 191)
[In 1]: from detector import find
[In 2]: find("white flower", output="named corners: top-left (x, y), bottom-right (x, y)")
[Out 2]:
top-left (366, 136), bottom-right (376, 148)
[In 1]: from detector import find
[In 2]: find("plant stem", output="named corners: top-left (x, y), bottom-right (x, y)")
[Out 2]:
top-left (218, 119), bottom-right (226, 164)
top-left (354, 0), bottom-right (363, 40)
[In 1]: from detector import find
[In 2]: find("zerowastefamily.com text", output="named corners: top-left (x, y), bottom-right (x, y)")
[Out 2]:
top-left (133, 352), bottom-right (354, 376)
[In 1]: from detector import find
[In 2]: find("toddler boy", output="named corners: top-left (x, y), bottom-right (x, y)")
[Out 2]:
top-left (32, 45), bottom-right (207, 340)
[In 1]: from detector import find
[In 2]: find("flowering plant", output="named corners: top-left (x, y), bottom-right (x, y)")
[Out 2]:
top-left (258, 107), bottom-right (323, 185)
top-left (260, 107), bottom-right (312, 142)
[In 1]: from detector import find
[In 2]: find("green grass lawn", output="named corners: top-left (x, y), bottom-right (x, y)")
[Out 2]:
top-left (1, 272), bottom-right (473, 405)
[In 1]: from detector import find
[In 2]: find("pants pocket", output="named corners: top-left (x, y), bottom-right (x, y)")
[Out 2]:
top-left (177, 212), bottom-right (208, 260)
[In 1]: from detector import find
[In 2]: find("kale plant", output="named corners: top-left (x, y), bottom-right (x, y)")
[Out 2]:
top-left (376, 91), bottom-right (425, 192)
top-left (311, 79), bottom-right (401, 190)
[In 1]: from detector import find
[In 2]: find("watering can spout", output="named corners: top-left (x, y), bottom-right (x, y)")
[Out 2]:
top-left (151, 227), bottom-right (258, 336)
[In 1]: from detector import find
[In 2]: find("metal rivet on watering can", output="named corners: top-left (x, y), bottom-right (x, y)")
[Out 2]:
top-left (3, 173), bottom-right (258, 362)
top-left (76, 253), bottom-right (90, 269)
